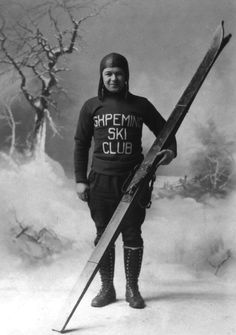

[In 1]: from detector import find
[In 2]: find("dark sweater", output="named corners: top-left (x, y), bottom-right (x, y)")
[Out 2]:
top-left (74, 92), bottom-right (177, 183)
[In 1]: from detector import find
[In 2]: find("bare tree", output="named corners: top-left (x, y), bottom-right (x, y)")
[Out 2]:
top-left (0, 96), bottom-right (19, 156)
top-left (0, 0), bottom-right (113, 157)
top-left (189, 120), bottom-right (235, 195)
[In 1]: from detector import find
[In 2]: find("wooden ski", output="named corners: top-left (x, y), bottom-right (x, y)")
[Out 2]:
top-left (52, 22), bottom-right (231, 333)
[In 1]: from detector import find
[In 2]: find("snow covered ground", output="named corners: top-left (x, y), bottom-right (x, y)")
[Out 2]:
top-left (0, 154), bottom-right (236, 335)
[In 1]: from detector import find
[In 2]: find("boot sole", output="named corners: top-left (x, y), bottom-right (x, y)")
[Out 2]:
top-left (127, 301), bottom-right (145, 309)
top-left (91, 296), bottom-right (117, 307)
top-left (126, 297), bottom-right (145, 309)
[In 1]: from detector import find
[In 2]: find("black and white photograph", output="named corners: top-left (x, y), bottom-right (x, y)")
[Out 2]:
top-left (0, 1), bottom-right (235, 334)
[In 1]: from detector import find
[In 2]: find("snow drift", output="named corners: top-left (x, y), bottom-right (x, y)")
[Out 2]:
top-left (0, 152), bottom-right (235, 277)
top-left (0, 153), bottom-right (236, 335)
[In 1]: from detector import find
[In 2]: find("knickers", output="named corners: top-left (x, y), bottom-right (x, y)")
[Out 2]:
top-left (88, 171), bottom-right (147, 248)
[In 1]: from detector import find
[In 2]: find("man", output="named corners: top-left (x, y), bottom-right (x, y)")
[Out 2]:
top-left (74, 52), bottom-right (176, 309)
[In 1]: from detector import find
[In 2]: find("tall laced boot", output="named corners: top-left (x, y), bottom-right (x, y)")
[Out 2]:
top-left (91, 247), bottom-right (116, 307)
top-left (124, 246), bottom-right (145, 309)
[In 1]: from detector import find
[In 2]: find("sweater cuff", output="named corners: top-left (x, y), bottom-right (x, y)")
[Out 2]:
top-left (75, 177), bottom-right (88, 184)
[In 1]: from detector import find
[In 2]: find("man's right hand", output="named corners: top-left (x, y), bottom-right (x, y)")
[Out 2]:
top-left (76, 183), bottom-right (89, 202)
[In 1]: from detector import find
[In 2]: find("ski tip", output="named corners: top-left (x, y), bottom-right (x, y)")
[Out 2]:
top-left (221, 20), bottom-right (224, 30)
top-left (219, 21), bottom-right (232, 41)
top-left (218, 21), bottom-right (232, 51)
top-left (214, 22), bottom-right (224, 40)
top-left (212, 21), bottom-right (232, 52)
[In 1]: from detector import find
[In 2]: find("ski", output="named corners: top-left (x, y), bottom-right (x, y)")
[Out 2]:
top-left (52, 22), bottom-right (231, 333)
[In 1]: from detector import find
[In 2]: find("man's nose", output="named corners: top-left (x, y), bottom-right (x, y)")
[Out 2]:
top-left (111, 74), bottom-right (117, 80)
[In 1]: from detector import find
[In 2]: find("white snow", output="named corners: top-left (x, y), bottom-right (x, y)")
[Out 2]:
top-left (0, 154), bottom-right (236, 335)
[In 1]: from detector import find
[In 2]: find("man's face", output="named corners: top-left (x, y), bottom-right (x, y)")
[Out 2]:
top-left (102, 67), bottom-right (126, 93)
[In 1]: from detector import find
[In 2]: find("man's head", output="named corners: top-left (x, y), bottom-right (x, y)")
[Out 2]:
top-left (98, 52), bottom-right (129, 100)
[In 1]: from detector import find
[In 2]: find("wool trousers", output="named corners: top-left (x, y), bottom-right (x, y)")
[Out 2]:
top-left (87, 170), bottom-right (148, 248)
